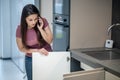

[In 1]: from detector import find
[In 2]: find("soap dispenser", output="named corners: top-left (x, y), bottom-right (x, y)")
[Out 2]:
top-left (105, 39), bottom-right (113, 48)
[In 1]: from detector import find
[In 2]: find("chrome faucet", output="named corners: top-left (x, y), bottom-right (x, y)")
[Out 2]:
top-left (107, 23), bottom-right (120, 35)
top-left (105, 23), bottom-right (120, 48)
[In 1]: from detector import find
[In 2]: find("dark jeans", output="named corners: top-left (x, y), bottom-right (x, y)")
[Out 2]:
top-left (25, 56), bottom-right (32, 80)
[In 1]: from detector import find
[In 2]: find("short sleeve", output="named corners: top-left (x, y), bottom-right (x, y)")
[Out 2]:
top-left (42, 18), bottom-right (49, 29)
top-left (16, 25), bottom-right (21, 38)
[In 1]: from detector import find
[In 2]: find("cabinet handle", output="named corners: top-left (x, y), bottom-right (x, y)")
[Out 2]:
top-left (67, 57), bottom-right (70, 62)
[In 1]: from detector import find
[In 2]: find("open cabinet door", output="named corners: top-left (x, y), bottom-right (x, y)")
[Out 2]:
top-left (63, 68), bottom-right (105, 80)
top-left (32, 52), bottom-right (70, 80)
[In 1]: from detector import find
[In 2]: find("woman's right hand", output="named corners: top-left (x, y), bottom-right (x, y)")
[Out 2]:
top-left (37, 48), bottom-right (49, 56)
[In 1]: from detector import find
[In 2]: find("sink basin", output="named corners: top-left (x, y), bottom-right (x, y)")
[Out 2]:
top-left (82, 50), bottom-right (120, 60)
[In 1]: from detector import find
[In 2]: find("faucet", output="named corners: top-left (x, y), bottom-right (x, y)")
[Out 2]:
top-left (105, 23), bottom-right (120, 48)
top-left (107, 23), bottom-right (120, 35)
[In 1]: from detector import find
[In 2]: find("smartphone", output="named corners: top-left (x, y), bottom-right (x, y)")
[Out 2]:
top-left (37, 20), bottom-right (41, 26)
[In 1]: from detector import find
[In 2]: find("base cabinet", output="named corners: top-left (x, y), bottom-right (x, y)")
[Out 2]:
top-left (32, 52), bottom-right (119, 80)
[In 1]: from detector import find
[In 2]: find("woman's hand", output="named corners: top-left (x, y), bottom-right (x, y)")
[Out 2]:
top-left (37, 48), bottom-right (49, 56)
top-left (37, 17), bottom-right (53, 44)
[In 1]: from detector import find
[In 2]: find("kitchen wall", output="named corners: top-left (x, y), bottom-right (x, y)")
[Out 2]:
top-left (0, 0), bottom-right (2, 57)
top-left (70, 0), bottom-right (112, 49)
top-left (40, 0), bottom-right (53, 31)
top-left (0, 0), bottom-right (11, 58)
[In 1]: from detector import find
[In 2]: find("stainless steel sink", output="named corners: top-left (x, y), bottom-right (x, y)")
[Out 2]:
top-left (82, 50), bottom-right (120, 60)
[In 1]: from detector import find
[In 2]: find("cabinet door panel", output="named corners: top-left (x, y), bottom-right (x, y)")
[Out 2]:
top-left (32, 52), bottom-right (70, 80)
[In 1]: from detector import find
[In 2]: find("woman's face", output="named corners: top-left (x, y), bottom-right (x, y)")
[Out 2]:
top-left (26, 14), bottom-right (38, 29)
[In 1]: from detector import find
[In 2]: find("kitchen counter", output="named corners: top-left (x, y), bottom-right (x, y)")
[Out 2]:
top-left (70, 47), bottom-right (120, 77)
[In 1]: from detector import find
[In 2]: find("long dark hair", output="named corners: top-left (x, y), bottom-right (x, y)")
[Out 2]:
top-left (20, 4), bottom-right (46, 48)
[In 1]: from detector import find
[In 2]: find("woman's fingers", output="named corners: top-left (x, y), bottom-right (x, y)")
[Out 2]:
top-left (38, 48), bottom-right (49, 56)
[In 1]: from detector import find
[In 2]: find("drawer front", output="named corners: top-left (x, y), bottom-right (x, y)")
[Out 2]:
top-left (63, 68), bottom-right (105, 80)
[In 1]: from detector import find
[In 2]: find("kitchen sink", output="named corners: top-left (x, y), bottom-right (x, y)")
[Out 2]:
top-left (82, 50), bottom-right (120, 60)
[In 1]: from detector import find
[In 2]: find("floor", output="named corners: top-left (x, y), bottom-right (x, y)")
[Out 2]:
top-left (0, 59), bottom-right (27, 80)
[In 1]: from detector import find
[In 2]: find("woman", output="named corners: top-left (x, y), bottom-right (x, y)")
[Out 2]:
top-left (16, 4), bottom-right (53, 80)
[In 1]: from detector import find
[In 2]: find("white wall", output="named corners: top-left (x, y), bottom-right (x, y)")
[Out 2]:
top-left (40, 0), bottom-right (53, 31)
top-left (70, 0), bottom-right (112, 49)
top-left (0, 0), bottom-right (2, 58)
top-left (0, 0), bottom-right (11, 58)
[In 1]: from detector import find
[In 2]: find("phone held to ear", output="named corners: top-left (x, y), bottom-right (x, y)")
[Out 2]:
top-left (37, 21), bottom-right (41, 26)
